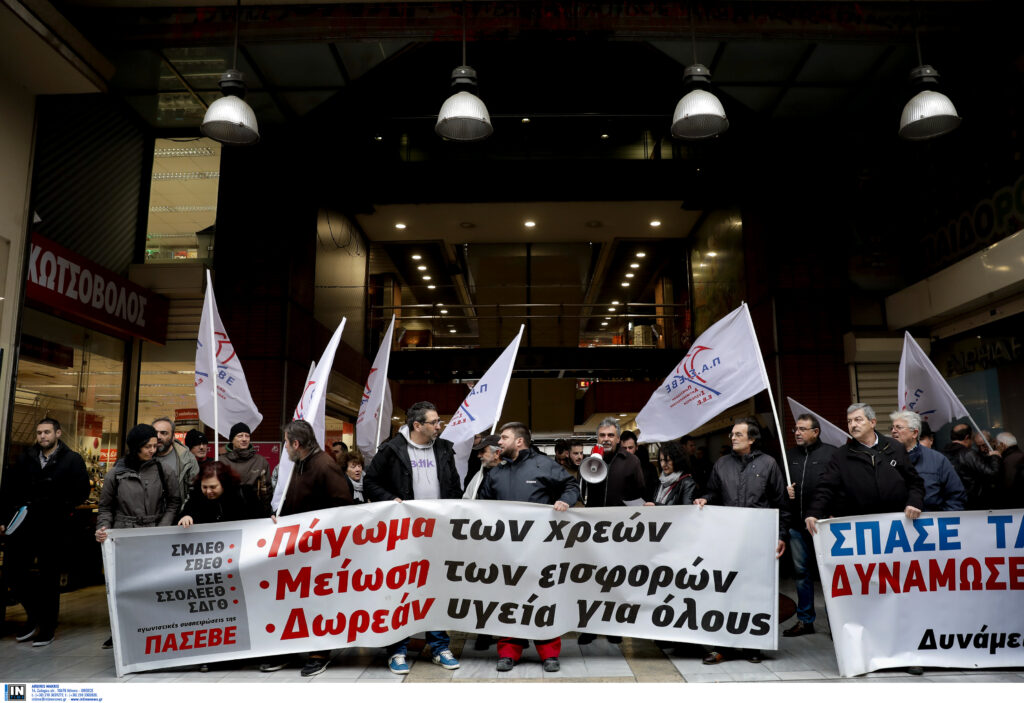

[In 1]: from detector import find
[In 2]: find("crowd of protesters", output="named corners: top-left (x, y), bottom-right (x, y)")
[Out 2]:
top-left (2, 402), bottom-right (1021, 676)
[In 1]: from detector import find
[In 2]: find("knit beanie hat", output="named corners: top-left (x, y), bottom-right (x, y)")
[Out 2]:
top-left (126, 424), bottom-right (158, 456)
top-left (185, 429), bottom-right (208, 449)
top-left (229, 422), bottom-right (252, 443)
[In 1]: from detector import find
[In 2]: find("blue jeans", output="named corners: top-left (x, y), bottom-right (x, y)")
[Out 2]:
top-left (386, 631), bottom-right (449, 657)
top-left (789, 528), bottom-right (816, 624)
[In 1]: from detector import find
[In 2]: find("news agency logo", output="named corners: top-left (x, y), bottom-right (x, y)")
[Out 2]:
top-left (4, 683), bottom-right (26, 701)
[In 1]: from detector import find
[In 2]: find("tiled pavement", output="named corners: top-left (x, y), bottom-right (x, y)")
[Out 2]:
top-left (2, 582), bottom-right (1022, 685)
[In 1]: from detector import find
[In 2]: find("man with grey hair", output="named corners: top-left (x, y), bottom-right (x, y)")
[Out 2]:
top-left (994, 431), bottom-right (1022, 508)
top-left (152, 417), bottom-right (199, 501)
top-left (890, 410), bottom-right (965, 511)
top-left (579, 417), bottom-right (645, 509)
top-left (806, 403), bottom-right (924, 533)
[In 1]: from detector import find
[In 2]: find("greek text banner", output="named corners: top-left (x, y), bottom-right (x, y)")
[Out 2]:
top-left (812, 510), bottom-right (1024, 677)
top-left (102, 502), bottom-right (779, 675)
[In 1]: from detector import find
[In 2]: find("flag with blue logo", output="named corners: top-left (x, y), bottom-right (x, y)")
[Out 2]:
top-left (898, 331), bottom-right (969, 429)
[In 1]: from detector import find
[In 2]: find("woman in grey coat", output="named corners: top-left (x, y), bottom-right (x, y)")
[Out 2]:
top-left (95, 424), bottom-right (180, 537)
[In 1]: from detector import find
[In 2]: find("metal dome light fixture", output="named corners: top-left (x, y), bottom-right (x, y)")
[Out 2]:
top-left (671, 9), bottom-right (728, 140)
top-left (898, 29), bottom-right (961, 141)
top-left (201, 0), bottom-right (259, 145)
top-left (435, 3), bottom-right (493, 142)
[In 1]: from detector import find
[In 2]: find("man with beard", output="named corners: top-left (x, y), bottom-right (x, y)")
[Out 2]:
top-left (579, 418), bottom-right (645, 509)
top-left (363, 401), bottom-right (462, 675)
top-left (152, 418), bottom-right (199, 510)
top-left (478, 422), bottom-right (579, 672)
top-left (220, 422), bottom-right (273, 516)
top-left (0, 418), bottom-right (89, 647)
top-left (268, 419), bottom-right (353, 676)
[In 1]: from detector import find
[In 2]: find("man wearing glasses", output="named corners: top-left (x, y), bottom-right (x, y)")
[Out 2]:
top-left (364, 401), bottom-right (463, 675)
top-left (782, 415), bottom-right (835, 637)
top-left (890, 410), bottom-right (965, 512)
top-left (694, 417), bottom-right (790, 665)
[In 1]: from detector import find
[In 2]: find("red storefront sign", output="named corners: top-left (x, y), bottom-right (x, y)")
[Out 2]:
top-left (100, 448), bottom-right (119, 463)
top-left (175, 408), bottom-right (199, 422)
top-left (25, 234), bottom-right (169, 344)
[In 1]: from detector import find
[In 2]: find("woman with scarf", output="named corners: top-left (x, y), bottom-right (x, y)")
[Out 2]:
top-left (644, 440), bottom-right (698, 507)
top-left (344, 448), bottom-right (366, 504)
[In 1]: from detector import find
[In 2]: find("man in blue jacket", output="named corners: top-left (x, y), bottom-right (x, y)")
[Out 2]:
top-left (478, 421), bottom-right (579, 673)
top-left (890, 410), bottom-right (966, 511)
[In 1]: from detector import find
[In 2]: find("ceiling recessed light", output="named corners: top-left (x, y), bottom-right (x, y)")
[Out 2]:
top-left (449, 329), bottom-right (457, 333)
top-left (621, 282), bottom-right (630, 287)
top-left (605, 317), bottom-right (611, 321)
top-left (392, 416), bottom-right (399, 420)
top-left (411, 254), bottom-right (422, 260)
top-left (427, 284), bottom-right (436, 289)
top-left (707, 251), bottom-right (718, 257)
top-left (600, 133), bottom-right (609, 140)
top-left (524, 220), bottom-right (536, 228)
top-left (521, 117), bottom-right (531, 124)
top-left (612, 300), bottom-right (620, 305)
top-left (625, 273), bottom-right (634, 278)
top-left (422, 275), bottom-right (432, 281)
top-left (630, 263), bottom-right (639, 268)
top-left (608, 307), bottom-right (616, 312)
top-left (601, 322), bottom-right (608, 326)
top-left (459, 221), bottom-right (475, 229)
top-left (417, 265), bottom-right (427, 271)
top-left (619, 413), bottom-right (627, 417)
top-left (374, 135), bottom-right (383, 142)
top-left (440, 309), bottom-right (448, 314)
top-left (395, 223), bottom-right (407, 230)
top-left (649, 220), bottom-right (661, 227)
top-left (636, 252), bottom-right (646, 258)
top-left (699, 263), bottom-right (707, 268)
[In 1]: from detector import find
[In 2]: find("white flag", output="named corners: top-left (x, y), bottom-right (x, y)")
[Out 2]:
top-left (271, 318), bottom-right (347, 512)
top-left (440, 325), bottom-right (524, 484)
top-left (195, 270), bottom-right (262, 439)
top-left (636, 304), bottom-right (768, 443)
top-left (898, 331), bottom-right (969, 428)
top-left (786, 396), bottom-right (850, 448)
top-left (356, 316), bottom-right (395, 461)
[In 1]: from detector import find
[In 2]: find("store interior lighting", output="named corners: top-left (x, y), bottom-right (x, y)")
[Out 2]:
top-left (200, 0), bottom-right (259, 145)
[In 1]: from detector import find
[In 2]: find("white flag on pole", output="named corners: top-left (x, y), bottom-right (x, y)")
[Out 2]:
top-left (786, 396), bottom-right (851, 448)
top-left (271, 318), bottom-right (347, 512)
top-left (356, 315), bottom-right (395, 462)
top-left (195, 270), bottom-right (262, 439)
top-left (898, 330), bottom-right (970, 428)
top-left (636, 304), bottom-right (768, 443)
top-left (440, 325), bottom-right (524, 484)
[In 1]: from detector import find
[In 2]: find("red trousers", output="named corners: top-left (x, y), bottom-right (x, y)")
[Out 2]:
top-left (497, 636), bottom-right (561, 661)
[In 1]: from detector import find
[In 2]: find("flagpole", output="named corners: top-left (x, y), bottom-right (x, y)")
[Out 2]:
top-left (491, 325), bottom-right (524, 434)
top-left (964, 415), bottom-right (994, 452)
top-left (206, 270), bottom-right (219, 459)
top-left (742, 303), bottom-right (791, 485)
top-left (374, 315), bottom-right (396, 450)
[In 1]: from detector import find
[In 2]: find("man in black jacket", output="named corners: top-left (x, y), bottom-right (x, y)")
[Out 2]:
top-left (478, 421), bottom-right (579, 673)
top-left (695, 417), bottom-right (789, 665)
top-left (943, 423), bottom-right (1002, 509)
top-left (363, 401), bottom-right (461, 675)
top-left (580, 419), bottom-right (646, 508)
top-left (782, 414), bottom-right (834, 637)
top-left (0, 418), bottom-right (89, 647)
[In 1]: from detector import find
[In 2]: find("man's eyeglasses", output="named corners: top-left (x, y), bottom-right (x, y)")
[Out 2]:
top-left (891, 424), bottom-right (910, 432)
top-left (421, 419), bottom-right (444, 426)
top-left (729, 433), bottom-right (747, 439)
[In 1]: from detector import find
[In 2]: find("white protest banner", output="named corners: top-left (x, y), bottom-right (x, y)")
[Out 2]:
top-left (812, 509), bottom-right (1024, 677)
top-left (195, 270), bottom-right (263, 453)
top-left (355, 315), bottom-right (395, 462)
top-left (787, 396), bottom-right (851, 448)
top-left (101, 502), bottom-right (778, 675)
top-left (440, 325), bottom-right (523, 483)
top-left (270, 318), bottom-right (346, 512)
top-left (637, 304), bottom-right (768, 443)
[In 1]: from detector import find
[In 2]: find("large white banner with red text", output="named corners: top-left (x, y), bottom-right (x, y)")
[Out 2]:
top-left (813, 510), bottom-right (1024, 677)
top-left (102, 502), bottom-right (778, 676)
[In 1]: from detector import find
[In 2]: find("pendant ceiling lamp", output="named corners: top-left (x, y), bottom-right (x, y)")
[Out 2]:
top-left (435, 3), bottom-right (493, 142)
top-left (201, 0), bottom-right (259, 145)
top-left (671, 8), bottom-right (728, 140)
top-left (898, 29), bottom-right (961, 141)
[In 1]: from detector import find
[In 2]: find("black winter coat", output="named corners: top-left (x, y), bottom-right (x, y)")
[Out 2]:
top-left (179, 484), bottom-right (258, 524)
top-left (701, 449), bottom-right (791, 540)
top-left (808, 435), bottom-right (924, 519)
top-left (364, 432), bottom-right (462, 501)
top-left (581, 446), bottom-right (645, 507)
top-left (478, 447), bottom-right (580, 505)
top-left (652, 473), bottom-right (698, 506)
top-left (1, 441), bottom-right (89, 540)
top-left (787, 440), bottom-right (835, 524)
top-left (941, 443), bottom-right (1001, 509)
